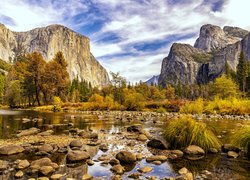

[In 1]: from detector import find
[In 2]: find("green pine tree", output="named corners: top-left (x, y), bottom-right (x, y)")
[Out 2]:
top-left (236, 52), bottom-right (248, 92)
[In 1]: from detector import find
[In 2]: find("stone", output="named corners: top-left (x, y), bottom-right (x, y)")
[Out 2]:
top-left (82, 174), bottom-right (93, 180)
top-left (0, 23), bottom-right (110, 87)
top-left (222, 144), bottom-right (241, 153)
top-left (137, 134), bottom-right (148, 141)
top-left (38, 130), bottom-right (54, 136)
top-left (69, 140), bottom-right (83, 149)
top-left (147, 138), bottom-right (168, 149)
top-left (37, 178), bottom-right (49, 180)
top-left (138, 166), bottom-right (153, 173)
top-left (171, 150), bottom-right (184, 158)
top-left (152, 161), bottom-right (162, 165)
top-left (30, 158), bottom-right (58, 173)
top-left (0, 160), bottom-right (8, 171)
top-left (227, 151), bottom-right (239, 158)
top-left (111, 175), bottom-right (122, 180)
top-left (38, 144), bottom-right (54, 153)
top-left (146, 155), bottom-right (168, 162)
top-left (51, 174), bottom-right (64, 180)
top-left (66, 150), bottom-right (90, 163)
top-left (16, 127), bottom-right (40, 137)
top-left (0, 145), bottom-right (25, 155)
top-left (116, 151), bottom-right (137, 164)
top-left (208, 148), bottom-right (218, 154)
top-left (86, 159), bottom-right (95, 166)
top-left (128, 172), bottom-right (142, 179)
top-left (111, 164), bottom-right (125, 175)
top-left (136, 153), bottom-right (143, 161)
top-left (15, 170), bottom-right (24, 178)
top-left (179, 167), bottom-right (189, 175)
top-left (99, 144), bottom-right (109, 151)
top-left (16, 159), bottom-right (30, 169)
top-left (40, 166), bottom-right (54, 175)
top-left (109, 159), bottom-right (120, 166)
top-left (184, 145), bottom-right (205, 155)
top-left (127, 125), bottom-right (142, 133)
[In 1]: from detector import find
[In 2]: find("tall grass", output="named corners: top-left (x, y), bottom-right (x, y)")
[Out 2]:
top-left (165, 116), bottom-right (221, 151)
top-left (180, 98), bottom-right (204, 114)
top-left (231, 126), bottom-right (250, 158)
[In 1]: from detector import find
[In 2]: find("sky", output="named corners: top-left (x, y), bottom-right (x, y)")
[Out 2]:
top-left (0, 0), bottom-right (250, 83)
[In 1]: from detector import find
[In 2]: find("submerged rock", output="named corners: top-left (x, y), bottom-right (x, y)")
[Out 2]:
top-left (116, 151), bottom-right (137, 164)
top-left (0, 144), bottom-right (25, 155)
top-left (138, 166), bottom-right (153, 173)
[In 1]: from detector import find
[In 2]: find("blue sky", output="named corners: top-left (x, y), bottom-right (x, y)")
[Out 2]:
top-left (0, 0), bottom-right (250, 82)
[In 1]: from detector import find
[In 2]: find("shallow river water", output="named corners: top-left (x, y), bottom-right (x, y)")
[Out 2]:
top-left (0, 109), bottom-right (249, 179)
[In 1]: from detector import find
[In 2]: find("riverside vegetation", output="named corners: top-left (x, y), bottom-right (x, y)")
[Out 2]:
top-left (0, 51), bottom-right (249, 179)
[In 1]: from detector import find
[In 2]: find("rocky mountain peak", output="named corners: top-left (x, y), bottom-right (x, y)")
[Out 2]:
top-left (194, 24), bottom-right (244, 52)
top-left (223, 26), bottom-right (249, 39)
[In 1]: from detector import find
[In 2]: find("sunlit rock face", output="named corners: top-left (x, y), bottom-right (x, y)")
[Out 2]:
top-left (159, 24), bottom-right (250, 86)
top-left (0, 24), bottom-right (110, 87)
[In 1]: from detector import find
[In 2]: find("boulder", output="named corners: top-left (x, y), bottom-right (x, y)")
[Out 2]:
top-left (222, 144), bottom-right (240, 153)
top-left (146, 155), bottom-right (168, 162)
top-left (99, 144), bottom-right (109, 151)
top-left (0, 160), bottom-right (8, 171)
top-left (51, 174), bottom-right (64, 180)
top-left (184, 145), bottom-right (205, 155)
top-left (16, 159), bottom-right (30, 169)
top-left (30, 157), bottom-right (58, 172)
top-left (0, 145), bottom-right (25, 155)
top-left (116, 151), bottom-right (137, 164)
top-left (111, 164), bottom-right (125, 175)
top-left (109, 159), bottom-right (120, 166)
top-left (66, 150), bottom-right (90, 163)
top-left (38, 144), bottom-right (54, 153)
top-left (147, 139), bottom-right (168, 150)
top-left (15, 170), bottom-right (24, 178)
top-left (69, 140), bottom-right (83, 149)
top-left (16, 127), bottom-right (40, 137)
top-left (137, 134), bottom-right (148, 141)
top-left (40, 165), bottom-right (54, 175)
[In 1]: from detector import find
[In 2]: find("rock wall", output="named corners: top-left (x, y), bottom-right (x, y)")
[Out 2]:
top-left (0, 24), bottom-right (110, 87)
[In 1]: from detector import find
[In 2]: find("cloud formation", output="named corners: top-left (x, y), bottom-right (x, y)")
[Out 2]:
top-left (0, 0), bottom-right (250, 82)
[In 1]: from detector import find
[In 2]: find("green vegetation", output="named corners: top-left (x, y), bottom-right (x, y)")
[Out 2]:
top-left (165, 116), bottom-right (221, 151)
top-left (0, 59), bottom-right (11, 71)
top-left (231, 126), bottom-right (250, 158)
top-left (192, 53), bottom-right (212, 63)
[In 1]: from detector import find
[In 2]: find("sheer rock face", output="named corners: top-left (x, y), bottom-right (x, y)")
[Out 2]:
top-left (159, 24), bottom-right (249, 86)
top-left (158, 43), bottom-right (207, 86)
top-left (0, 24), bottom-right (110, 87)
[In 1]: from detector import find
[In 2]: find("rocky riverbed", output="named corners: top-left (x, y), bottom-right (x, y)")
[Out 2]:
top-left (0, 110), bottom-right (249, 179)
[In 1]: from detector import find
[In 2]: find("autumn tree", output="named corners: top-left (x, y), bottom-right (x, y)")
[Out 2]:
top-left (211, 75), bottom-right (238, 99)
top-left (25, 52), bottom-right (46, 106)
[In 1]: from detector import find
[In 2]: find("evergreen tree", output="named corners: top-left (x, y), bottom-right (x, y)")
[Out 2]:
top-left (236, 52), bottom-right (248, 92)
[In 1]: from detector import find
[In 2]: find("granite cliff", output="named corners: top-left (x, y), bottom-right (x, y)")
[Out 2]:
top-left (159, 24), bottom-right (250, 86)
top-left (0, 24), bottom-right (110, 87)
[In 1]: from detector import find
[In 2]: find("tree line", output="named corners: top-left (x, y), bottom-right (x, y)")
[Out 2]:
top-left (0, 51), bottom-right (249, 110)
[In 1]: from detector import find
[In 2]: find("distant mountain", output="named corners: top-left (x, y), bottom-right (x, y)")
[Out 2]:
top-left (0, 23), bottom-right (110, 87)
top-left (145, 75), bottom-right (159, 86)
top-left (159, 24), bottom-right (249, 87)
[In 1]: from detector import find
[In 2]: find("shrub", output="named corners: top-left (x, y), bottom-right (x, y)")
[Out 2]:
top-left (180, 98), bottom-right (204, 114)
top-left (231, 126), bottom-right (250, 158)
top-left (124, 92), bottom-right (145, 111)
top-left (156, 107), bottom-right (167, 113)
top-left (165, 116), bottom-right (221, 151)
